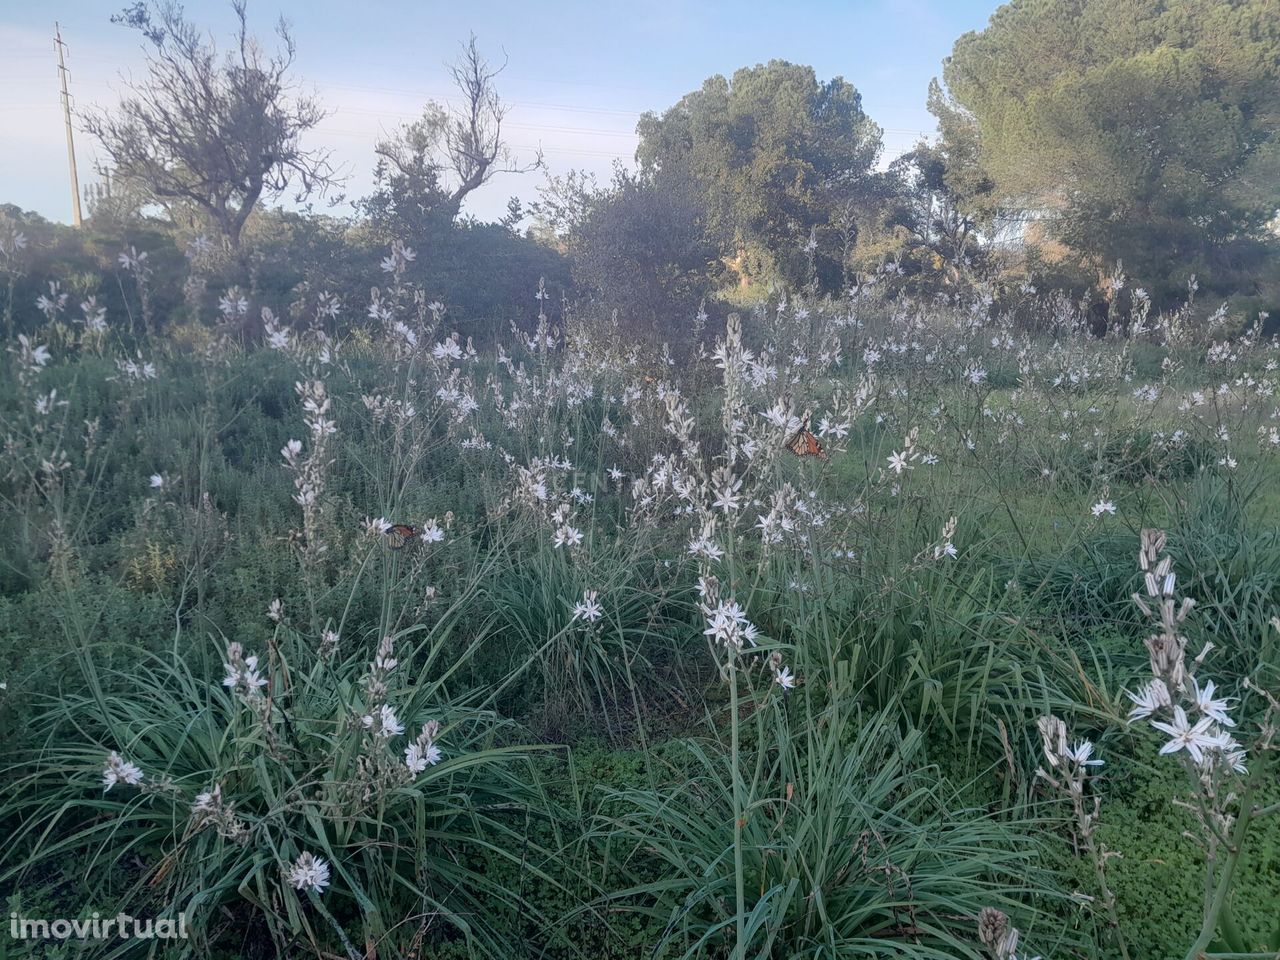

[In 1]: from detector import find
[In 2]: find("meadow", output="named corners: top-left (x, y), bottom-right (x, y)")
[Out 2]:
top-left (2, 241), bottom-right (1280, 959)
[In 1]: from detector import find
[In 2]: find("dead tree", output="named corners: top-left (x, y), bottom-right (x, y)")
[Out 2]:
top-left (368, 36), bottom-right (540, 232)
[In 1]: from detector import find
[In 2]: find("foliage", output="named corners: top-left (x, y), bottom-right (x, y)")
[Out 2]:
top-left (85, 1), bottom-right (340, 253)
top-left (594, 709), bottom-right (1070, 958)
top-left (2, 630), bottom-right (564, 958)
top-left (569, 168), bottom-right (721, 340)
top-left (636, 61), bottom-right (885, 291)
top-left (6, 5), bottom-right (1280, 955)
top-left (361, 36), bottom-right (539, 242)
top-left (944, 0), bottom-right (1280, 299)
top-left (879, 80), bottom-right (996, 291)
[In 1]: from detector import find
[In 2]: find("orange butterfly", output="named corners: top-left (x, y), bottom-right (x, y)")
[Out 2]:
top-left (784, 416), bottom-right (829, 462)
top-left (386, 523), bottom-right (417, 549)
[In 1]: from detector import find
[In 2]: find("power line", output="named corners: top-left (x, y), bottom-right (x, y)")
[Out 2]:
top-left (319, 126), bottom-right (631, 160)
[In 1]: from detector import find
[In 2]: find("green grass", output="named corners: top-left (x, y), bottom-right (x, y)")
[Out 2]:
top-left (2, 277), bottom-right (1280, 958)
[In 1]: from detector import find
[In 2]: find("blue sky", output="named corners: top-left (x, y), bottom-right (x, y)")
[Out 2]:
top-left (1, 0), bottom-right (1001, 225)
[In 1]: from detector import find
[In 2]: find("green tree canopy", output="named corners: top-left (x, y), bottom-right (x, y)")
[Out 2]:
top-left (635, 61), bottom-right (883, 290)
top-left (944, 0), bottom-right (1280, 298)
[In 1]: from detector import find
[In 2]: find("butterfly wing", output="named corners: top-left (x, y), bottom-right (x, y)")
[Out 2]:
top-left (785, 428), bottom-right (808, 457)
top-left (804, 431), bottom-right (830, 461)
top-left (387, 523), bottom-right (416, 549)
top-left (784, 424), bottom-right (829, 461)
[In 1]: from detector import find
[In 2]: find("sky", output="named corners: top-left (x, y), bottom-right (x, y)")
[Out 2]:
top-left (1, 0), bottom-right (1002, 226)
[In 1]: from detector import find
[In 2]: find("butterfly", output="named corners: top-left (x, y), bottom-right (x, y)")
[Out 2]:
top-left (386, 523), bottom-right (417, 549)
top-left (784, 416), bottom-right (829, 462)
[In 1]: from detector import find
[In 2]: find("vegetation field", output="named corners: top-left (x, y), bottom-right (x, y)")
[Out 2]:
top-left (2, 0), bottom-right (1280, 957)
top-left (2, 241), bottom-right (1280, 959)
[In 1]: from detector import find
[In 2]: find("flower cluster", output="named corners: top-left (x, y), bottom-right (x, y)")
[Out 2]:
top-left (976, 907), bottom-right (1039, 960)
top-left (282, 380), bottom-right (337, 566)
top-left (287, 851), bottom-right (331, 894)
top-left (101, 751), bottom-right (144, 791)
top-left (404, 720), bottom-right (443, 776)
top-left (222, 642), bottom-right (269, 699)
top-left (190, 783), bottom-right (249, 842)
top-left (1126, 530), bottom-right (1245, 774)
top-left (361, 634), bottom-right (400, 724)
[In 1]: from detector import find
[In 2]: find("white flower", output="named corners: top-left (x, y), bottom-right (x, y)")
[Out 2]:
top-left (1125, 679), bottom-right (1171, 722)
top-left (419, 518), bottom-right (445, 543)
top-left (362, 703), bottom-right (405, 738)
top-left (1063, 740), bottom-right (1103, 767)
top-left (149, 473), bottom-right (165, 489)
top-left (433, 340), bottom-right (464, 361)
top-left (218, 293), bottom-right (248, 317)
top-left (186, 235), bottom-right (213, 259)
top-left (572, 590), bottom-right (603, 623)
top-left (81, 297), bottom-right (108, 333)
top-left (774, 666), bottom-right (797, 690)
top-left (222, 647), bottom-right (269, 693)
top-left (818, 417), bottom-right (849, 439)
top-left (262, 312), bottom-right (289, 350)
top-left (392, 321), bottom-right (418, 347)
top-left (703, 599), bottom-right (753, 651)
top-left (887, 451), bottom-right (912, 475)
top-left (267, 598), bottom-right (284, 623)
top-left (117, 246), bottom-right (148, 271)
top-left (712, 479), bottom-right (743, 513)
top-left (1191, 677), bottom-right (1236, 727)
top-left (27, 339), bottom-right (51, 367)
top-left (287, 852), bottom-right (331, 894)
top-left (33, 390), bottom-right (59, 415)
top-left (404, 741), bottom-right (442, 774)
top-left (760, 402), bottom-right (800, 432)
top-left (1091, 500), bottom-right (1116, 517)
top-left (101, 751), bottom-right (144, 791)
top-left (1218, 737), bottom-right (1248, 774)
top-left (320, 629), bottom-right (340, 654)
top-left (364, 516), bottom-right (392, 536)
top-left (687, 535), bottom-right (724, 561)
top-left (1151, 705), bottom-right (1220, 765)
top-left (552, 525), bottom-right (583, 549)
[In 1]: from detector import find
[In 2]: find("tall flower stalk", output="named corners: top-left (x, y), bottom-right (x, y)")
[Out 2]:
top-left (1124, 530), bottom-right (1280, 960)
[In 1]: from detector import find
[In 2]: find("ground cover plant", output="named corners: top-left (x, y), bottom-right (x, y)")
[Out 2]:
top-left (1, 220), bottom-right (1280, 960)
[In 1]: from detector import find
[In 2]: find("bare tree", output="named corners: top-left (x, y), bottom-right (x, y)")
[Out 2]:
top-left (368, 36), bottom-right (540, 232)
top-left (84, 1), bottom-right (341, 252)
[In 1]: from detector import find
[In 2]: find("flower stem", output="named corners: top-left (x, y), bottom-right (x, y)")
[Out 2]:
top-left (729, 653), bottom-right (746, 957)
top-left (1183, 778), bottom-right (1257, 960)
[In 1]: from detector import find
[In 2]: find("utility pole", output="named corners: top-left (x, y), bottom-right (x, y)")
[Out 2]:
top-left (55, 22), bottom-right (83, 228)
